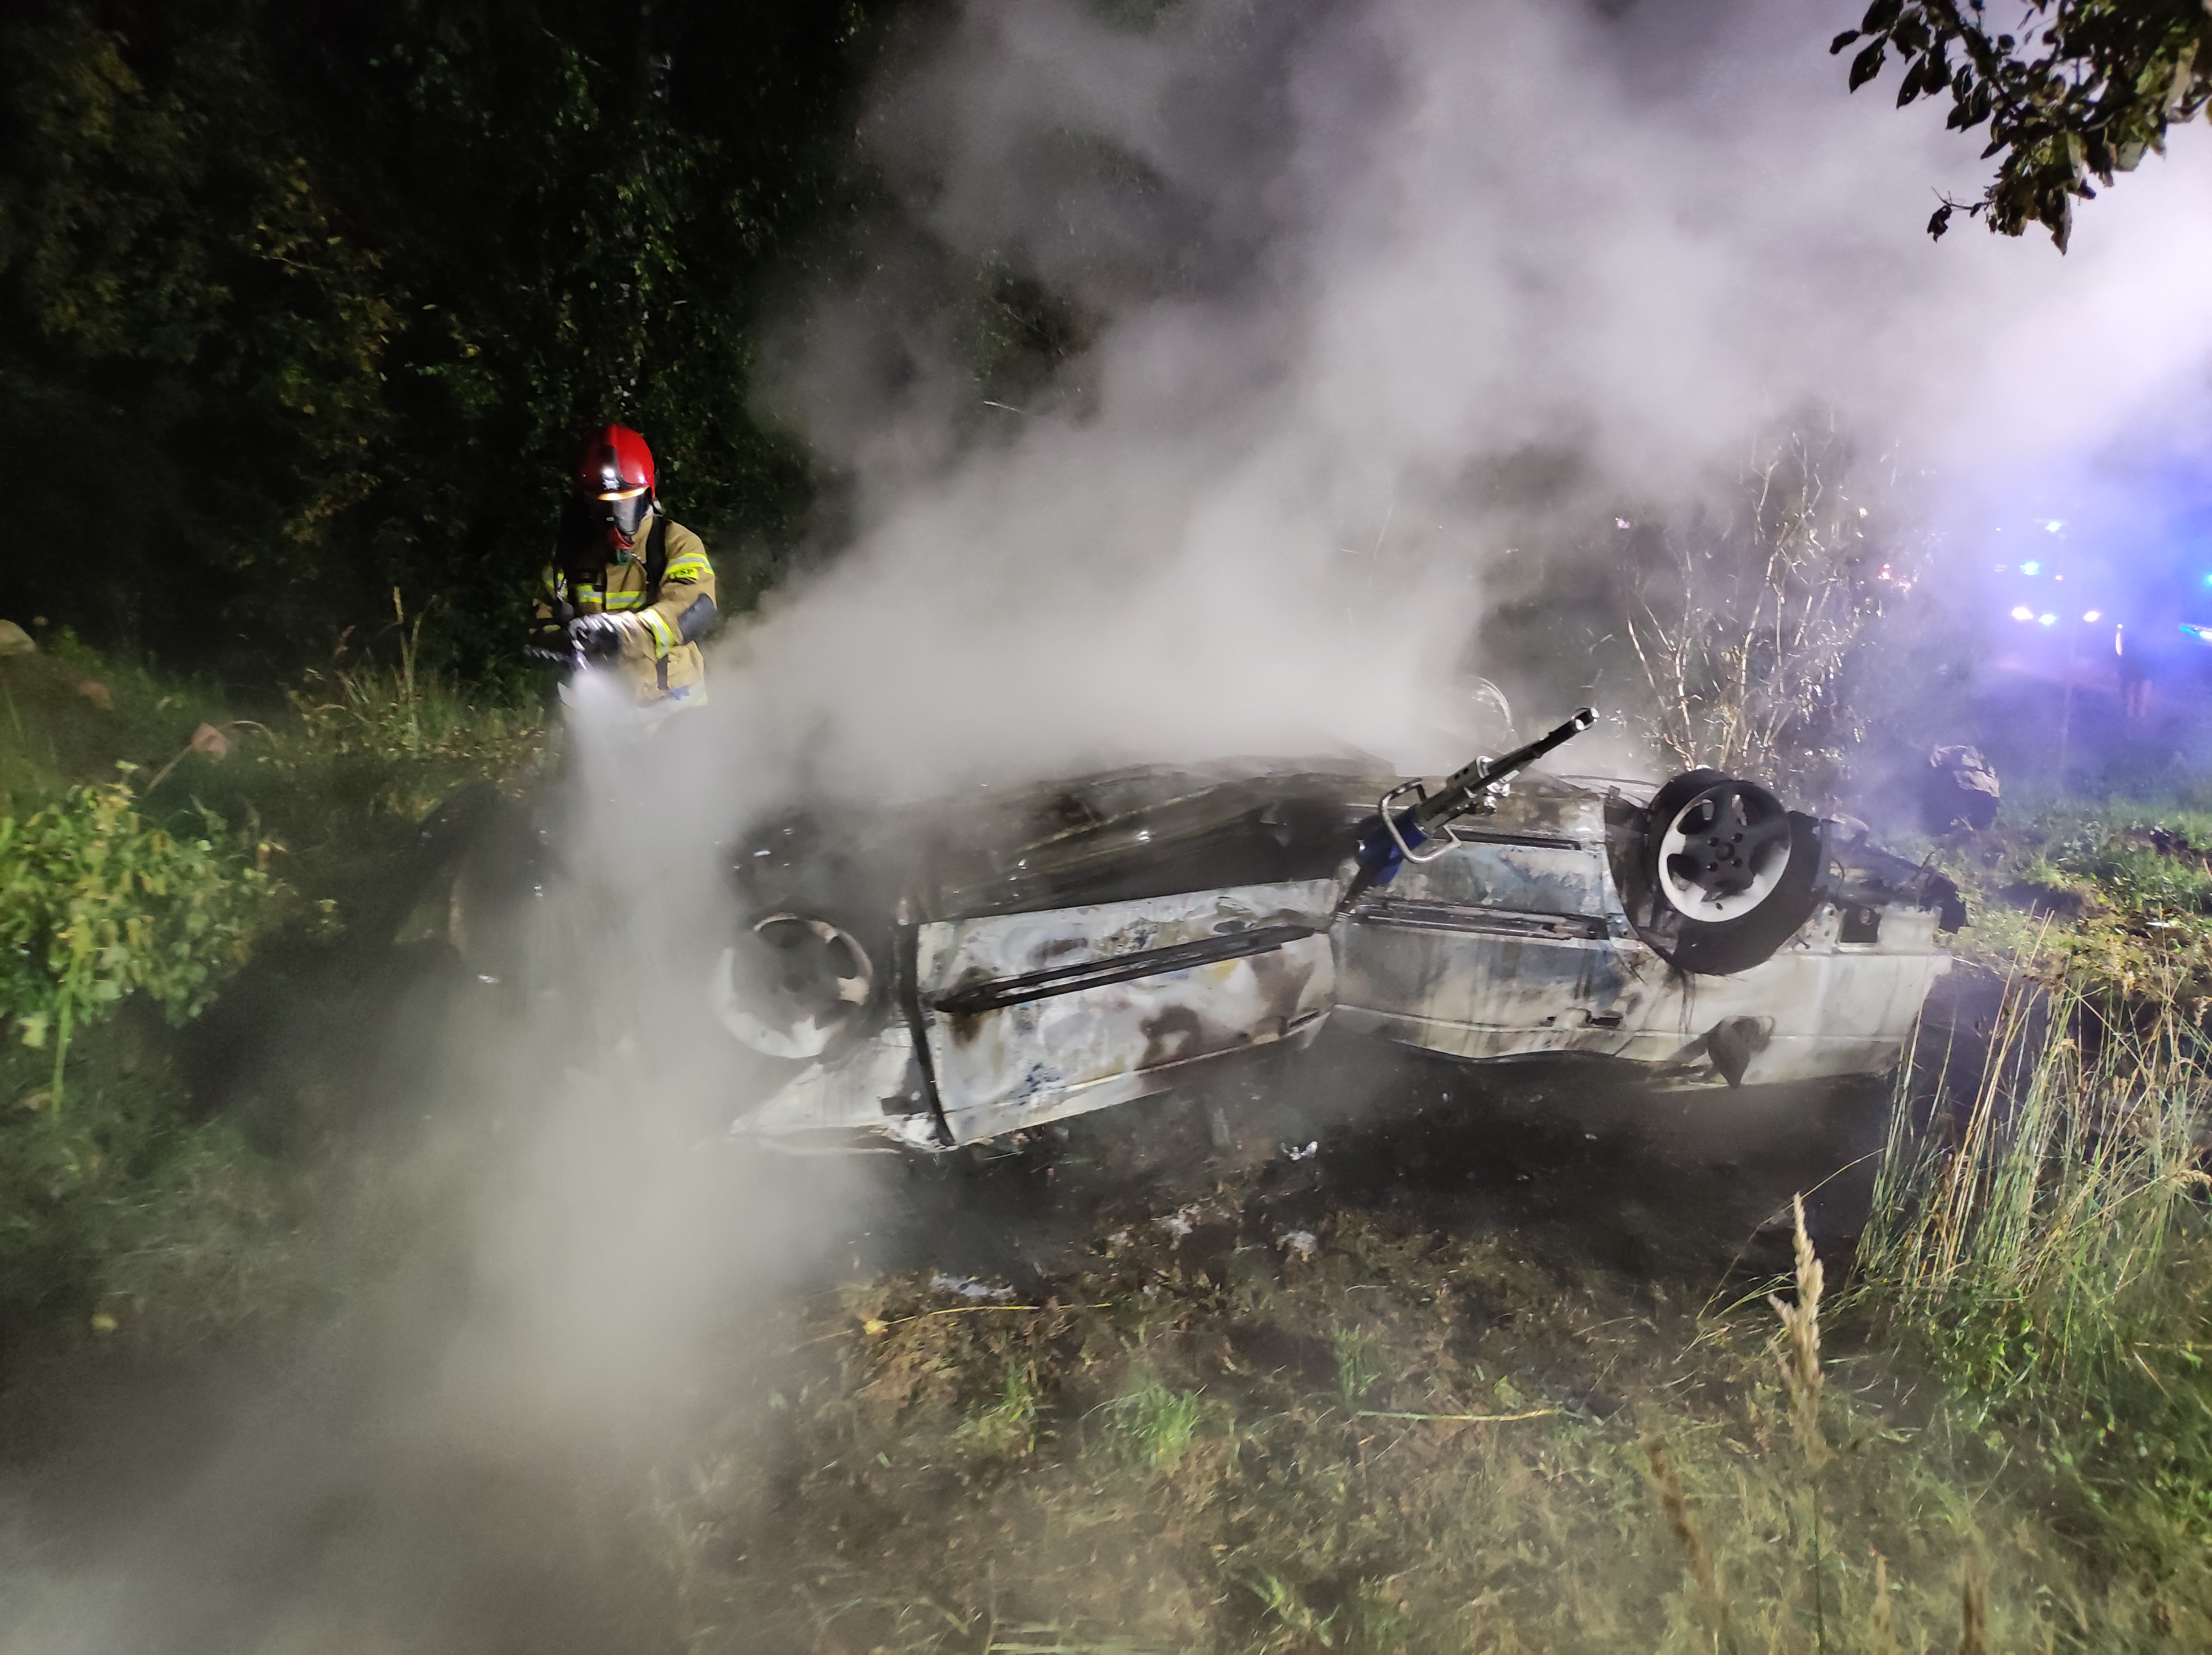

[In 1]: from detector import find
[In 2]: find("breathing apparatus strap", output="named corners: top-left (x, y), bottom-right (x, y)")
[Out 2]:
top-left (644, 511), bottom-right (668, 603)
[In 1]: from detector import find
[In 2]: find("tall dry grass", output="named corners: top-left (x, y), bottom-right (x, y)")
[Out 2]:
top-left (1855, 968), bottom-right (2212, 1397)
top-left (284, 591), bottom-right (542, 776)
top-left (1847, 960), bottom-right (2212, 1639)
top-left (1769, 1193), bottom-right (1829, 1471)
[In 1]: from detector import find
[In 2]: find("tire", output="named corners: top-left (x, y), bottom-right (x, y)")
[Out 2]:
top-left (711, 810), bottom-right (893, 1061)
top-left (710, 910), bottom-right (886, 1060)
top-left (1611, 770), bottom-right (1823, 975)
top-left (445, 792), bottom-right (550, 972)
top-left (341, 782), bottom-right (506, 964)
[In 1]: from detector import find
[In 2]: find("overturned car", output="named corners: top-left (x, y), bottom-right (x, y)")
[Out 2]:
top-left (710, 711), bottom-right (1961, 1153)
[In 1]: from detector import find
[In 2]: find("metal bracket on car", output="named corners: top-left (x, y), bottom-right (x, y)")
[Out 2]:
top-left (931, 923), bottom-right (1319, 1018)
top-left (1437, 824), bottom-right (1579, 851)
top-left (1377, 780), bottom-right (1454, 865)
top-left (1344, 898), bottom-right (1610, 940)
top-left (893, 919), bottom-right (955, 1148)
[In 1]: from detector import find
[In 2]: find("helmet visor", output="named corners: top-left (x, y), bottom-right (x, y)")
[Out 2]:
top-left (593, 485), bottom-right (650, 539)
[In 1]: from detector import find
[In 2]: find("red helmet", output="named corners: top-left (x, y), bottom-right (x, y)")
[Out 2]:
top-left (575, 424), bottom-right (655, 543)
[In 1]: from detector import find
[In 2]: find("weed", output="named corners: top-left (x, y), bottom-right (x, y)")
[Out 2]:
top-left (0, 631), bottom-right (539, 1344)
top-left (1093, 1366), bottom-right (1203, 1475)
top-left (94, 1120), bottom-right (304, 1348)
top-left (956, 1362), bottom-right (1045, 1461)
top-left (280, 613), bottom-right (542, 820)
top-left (1959, 1557), bottom-right (1988, 1655)
top-left (984, 1627), bottom-right (1181, 1655)
top-left (1228, 1556), bottom-right (1341, 1648)
top-left (1768, 1193), bottom-right (1828, 1469)
top-left (665, 1190), bottom-right (2136, 1653)
top-left (1871, 1552), bottom-right (1894, 1655)
top-left (1331, 1322), bottom-right (1384, 1409)
top-left (1768, 1195), bottom-right (1830, 1652)
top-left (1645, 1433), bottom-right (1731, 1651)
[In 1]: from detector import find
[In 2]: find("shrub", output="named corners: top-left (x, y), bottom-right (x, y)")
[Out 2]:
top-left (0, 775), bottom-right (279, 1105)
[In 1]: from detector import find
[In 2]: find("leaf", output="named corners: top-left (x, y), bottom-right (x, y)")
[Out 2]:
top-left (1927, 202), bottom-right (1956, 240)
top-left (1830, 29), bottom-right (1862, 53)
top-left (2045, 191), bottom-right (2073, 254)
top-left (1850, 41), bottom-right (1889, 92)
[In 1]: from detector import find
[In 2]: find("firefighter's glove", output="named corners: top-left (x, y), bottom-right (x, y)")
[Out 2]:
top-left (566, 614), bottom-right (628, 660)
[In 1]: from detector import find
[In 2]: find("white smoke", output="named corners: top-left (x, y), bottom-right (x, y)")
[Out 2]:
top-left (699, 0), bottom-right (2212, 798)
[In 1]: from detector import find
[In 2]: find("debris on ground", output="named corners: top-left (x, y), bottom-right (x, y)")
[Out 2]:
top-left (927, 1272), bottom-right (1016, 1303)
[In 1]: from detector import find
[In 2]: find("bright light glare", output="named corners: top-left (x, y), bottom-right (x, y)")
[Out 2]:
top-left (2038, 613), bottom-right (2058, 626)
top-left (2044, 520), bottom-right (2065, 533)
top-left (2084, 611), bottom-right (2101, 622)
top-left (2010, 605), bottom-right (2035, 621)
top-left (2021, 561), bottom-right (2041, 575)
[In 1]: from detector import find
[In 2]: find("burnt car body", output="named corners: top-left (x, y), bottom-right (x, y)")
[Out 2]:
top-left (710, 742), bottom-right (1961, 1153)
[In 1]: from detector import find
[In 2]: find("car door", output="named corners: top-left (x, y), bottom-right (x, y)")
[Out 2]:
top-left (1333, 794), bottom-right (1952, 1086)
top-left (1331, 817), bottom-right (1643, 1061)
top-left (911, 877), bottom-right (1340, 1144)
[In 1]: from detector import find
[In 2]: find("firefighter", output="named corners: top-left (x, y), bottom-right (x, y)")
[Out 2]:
top-left (533, 424), bottom-right (717, 709)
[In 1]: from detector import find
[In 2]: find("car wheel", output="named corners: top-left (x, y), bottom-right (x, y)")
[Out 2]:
top-left (446, 789), bottom-right (556, 986)
top-left (711, 910), bottom-right (884, 1060)
top-left (1612, 769), bottom-right (1822, 975)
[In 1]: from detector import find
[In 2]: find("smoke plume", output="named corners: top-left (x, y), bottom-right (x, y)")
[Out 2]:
top-left (700, 0), bottom-right (2212, 797)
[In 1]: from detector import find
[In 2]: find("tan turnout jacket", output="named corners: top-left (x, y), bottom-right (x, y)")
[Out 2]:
top-left (535, 509), bottom-right (716, 707)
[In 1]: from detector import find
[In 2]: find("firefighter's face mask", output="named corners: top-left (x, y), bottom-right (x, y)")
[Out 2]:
top-left (591, 484), bottom-right (652, 543)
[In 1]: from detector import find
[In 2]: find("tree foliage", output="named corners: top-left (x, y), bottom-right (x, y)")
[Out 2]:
top-left (0, 0), bottom-right (891, 680)
top-left (1832, 0), bottom-right (2212, 249)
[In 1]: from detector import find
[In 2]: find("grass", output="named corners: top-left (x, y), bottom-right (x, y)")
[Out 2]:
top-left (0, 621), bottom-right (545, 1352)
top-left (1924, 787), bottom-right (2212, 1001)
top-left (648, 1178), bottom-right (2130, 1653)
top-left (1, 617), bottom-right (542, 908)
top-left (1092, 1368), bottom-right (1207, 1475)
top-left (958, 1363), bottom-right (1048, 1461)
top-left (1330, 1324), bottom-right (1385, 1409)
top-left (1858, 980), bottom-right (2207, 1379)
top-left (1846, 961), bottom-right (2212, 1621)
